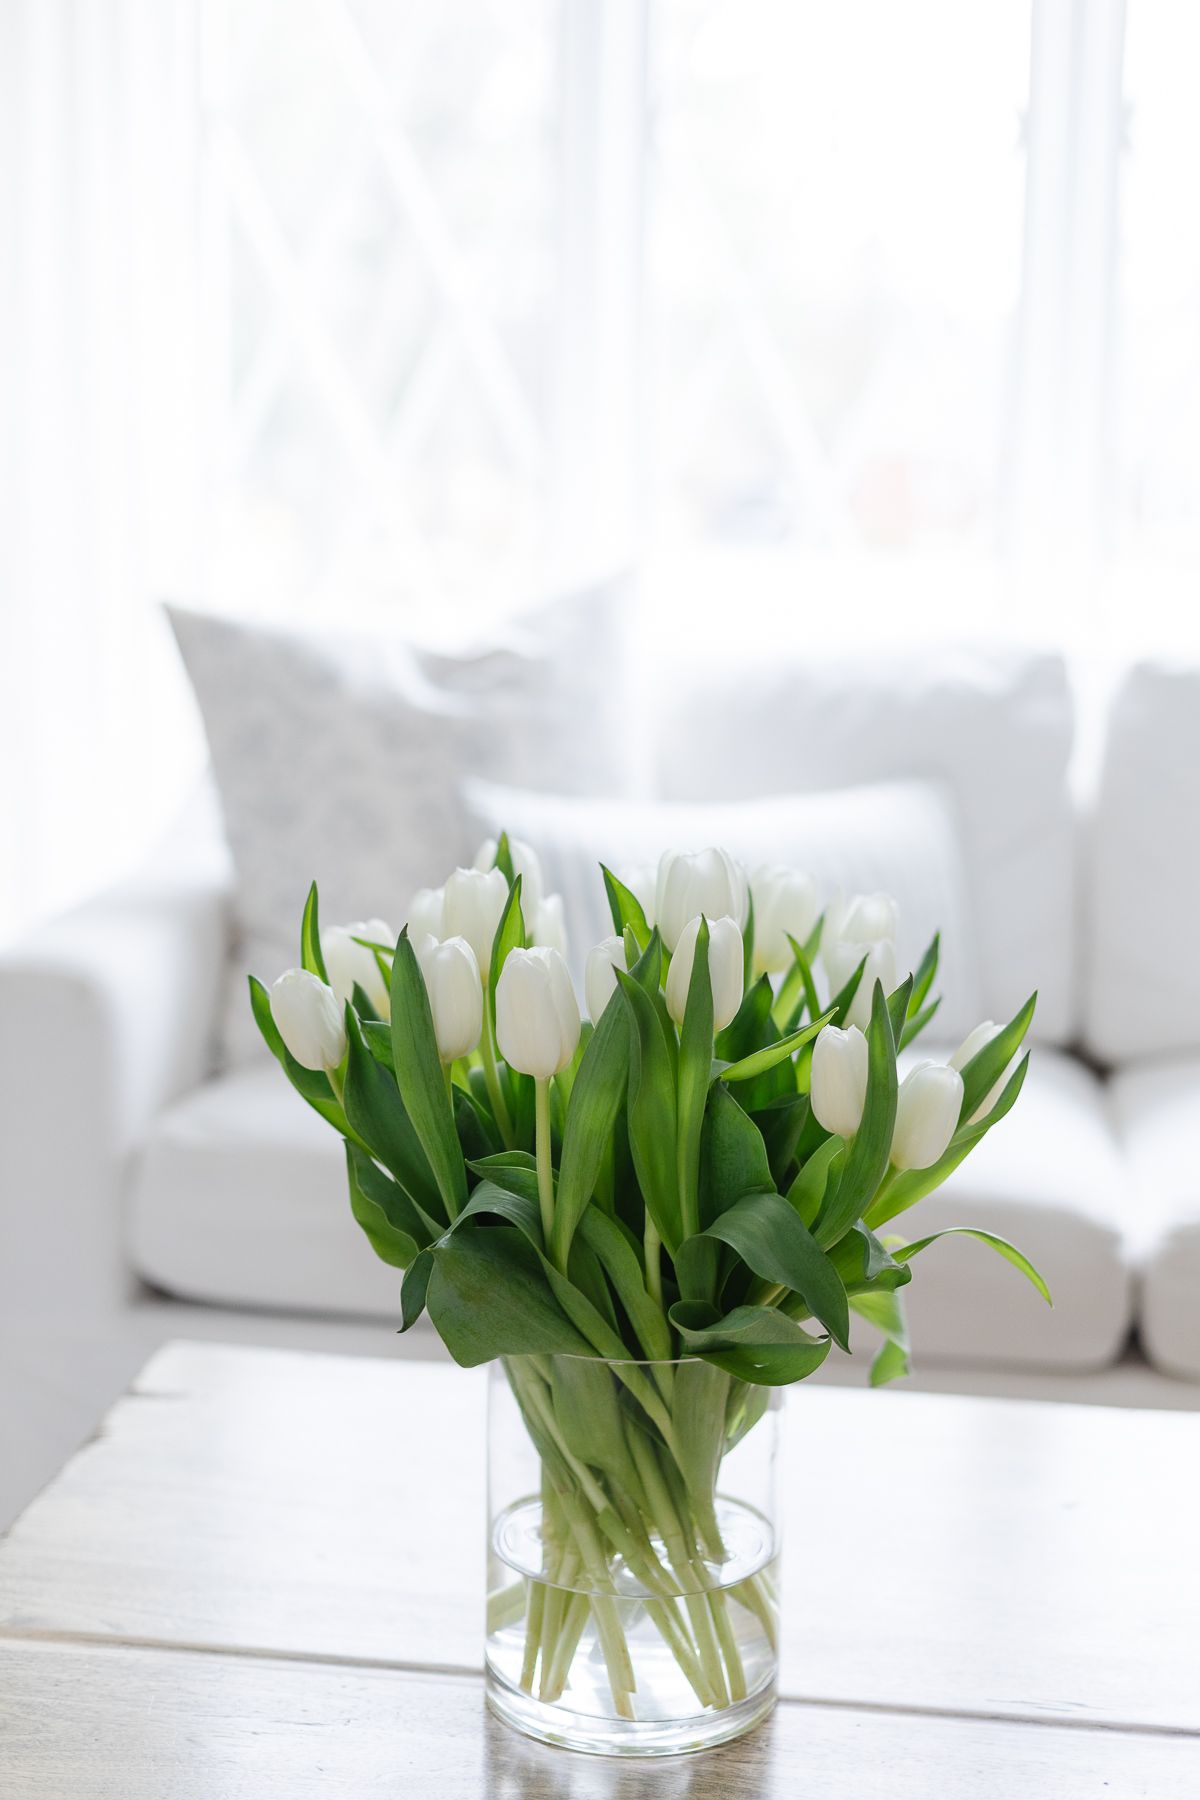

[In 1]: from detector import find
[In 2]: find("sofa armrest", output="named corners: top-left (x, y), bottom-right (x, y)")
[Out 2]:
top-left (0, 856), bottom-right (232, 1319)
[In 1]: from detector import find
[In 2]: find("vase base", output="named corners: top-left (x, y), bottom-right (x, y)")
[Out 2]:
top-left (485, 1665), bottom-right (777, 1758)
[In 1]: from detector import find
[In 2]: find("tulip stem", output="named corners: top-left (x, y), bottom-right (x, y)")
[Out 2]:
top-left (644, 1217), bottom-right (663, 1310)
top-left (535, 1078), bottom-right (555, 1245)
top-left (480, 1012), bottom-right (515, 1148)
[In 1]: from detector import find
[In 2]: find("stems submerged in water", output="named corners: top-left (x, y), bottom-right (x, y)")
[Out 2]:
top-left (499, 1355), bottom-right (778, 1723)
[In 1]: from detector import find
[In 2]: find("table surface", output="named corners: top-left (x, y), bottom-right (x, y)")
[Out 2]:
top-left (1, 1340), bottom-right (1198, 1797)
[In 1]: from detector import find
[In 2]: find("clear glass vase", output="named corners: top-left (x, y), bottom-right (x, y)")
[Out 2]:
top-left (485, 1353), bottom-right (781, 1756)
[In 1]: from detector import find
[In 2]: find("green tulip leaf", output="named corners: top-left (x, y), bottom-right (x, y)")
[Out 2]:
top-left (300, 880), bottom-right (330, 984)
top-left (616, 966), bottom-right (681, 1253)
top-left (425, 1225), bottom-right (593, 1365)
top-left (785, 1135), bottom-right (843, 1230)
top-left (344, 1148), bottom-right (418, 1269)
top-left (601, 864), bottom-right (652, 951)
top-left (399, 1246), bottom-right (434, 1332)
top-left (488, 873), bottom-right (526, 998)
top-left (669, 1302), bottom-right (832, 1386)
top-left (389, 929), bottom-right (468, 1222)
top-left (717, 1011), bottom-right (833, 1084)
top-left (551, 987), bottom-right (631, 1271)
top-left (677, 918), bottom-right (714, 1245)
top-left (343, 1005), bottom-right (444, 1220)
top-left (680, 1190), bottom-right (850, 1351)
top-left (957, 994), bottom-right (1037, 1125)
top-left (894, 1226), bottom-right (1052, 1305)
top-left (576, 1208), bottom-right (673, 1363)
top-left (850, 1287), bottom-right (912, 1386)
top-left (699, 1084), bottom-right (774, 1233)
top-left (910, 932), bottom-right (940, 1014)
top-left (345, 1142), bottom-right (441, 1269)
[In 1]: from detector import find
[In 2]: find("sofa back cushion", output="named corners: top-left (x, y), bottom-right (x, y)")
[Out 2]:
top-left (654, 646), bottom-right (1076, 1044)
top-left (1084, 661), bottom-right (1200, 1064)
top-left (169, 579), bottom-right (629, 1063)
top-left (465, 776), bottom-right (983, 1042)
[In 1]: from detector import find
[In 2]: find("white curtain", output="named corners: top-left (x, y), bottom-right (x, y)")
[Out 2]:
top-left (0, 1), bottom-right (206, 941)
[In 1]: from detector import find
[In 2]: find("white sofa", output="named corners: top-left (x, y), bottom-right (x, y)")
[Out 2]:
top-left (3, 623), bottom-right (1199, 1524)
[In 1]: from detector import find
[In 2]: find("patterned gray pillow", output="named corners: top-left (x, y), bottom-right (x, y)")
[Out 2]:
top-left (168, 577), bottom-right (628, 1063)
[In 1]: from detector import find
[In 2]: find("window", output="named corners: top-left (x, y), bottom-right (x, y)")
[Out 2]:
top-left (195, 0), bottom-right (1200, 646)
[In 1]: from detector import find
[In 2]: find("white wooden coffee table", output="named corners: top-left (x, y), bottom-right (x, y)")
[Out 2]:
top-left (1, 1341), bottom-right (1197, 1796)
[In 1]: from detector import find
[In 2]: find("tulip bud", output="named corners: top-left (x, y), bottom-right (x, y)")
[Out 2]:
top-left (442, 866), bottom-right (509, 976)
top-left (821, 890), bottom-right (898, 972)
top-left (269, 968), bottom-right (347, 1072)
top-left (532, 893), bottom-right (568, 959)
top-left (891, 1061), bottom-right (964, 1170)
top-left (810, 1023), bottom-right (869, 1138)
top-left (585, 934), bottom-right (626, 1021)
top-left (495, 946), bottom-right (581, 1080)
top-left (655, 848), bottom-right (749, 952)
top-left (407, 886), bottom-right (445, 941)
top-left (826, 938), bottom-right (898, 1031)
top-left (750, 864), bottom-right (819, 974)
top-left (416, 935), bottom-right (484, 1063)
top-left (840, 891), bottom-right (899, 946)
top-left (474, 835), bottom-right (544, 922)
top-left (665, 914), bottom-right (744, 1032)
top-left (323, 919), bottom-right (393, 1016)
top-left (949, 1020), bottom-right (1015, 1124)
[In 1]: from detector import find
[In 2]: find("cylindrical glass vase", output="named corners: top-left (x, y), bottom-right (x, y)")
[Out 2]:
top-left (485, 1353), bottom-right (780, 1757)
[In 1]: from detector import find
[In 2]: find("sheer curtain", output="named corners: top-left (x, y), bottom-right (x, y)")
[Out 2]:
top-left (0, 1), bottom-right (206, 941)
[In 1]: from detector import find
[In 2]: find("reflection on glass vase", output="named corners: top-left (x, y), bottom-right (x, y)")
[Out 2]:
top-left (486, 1353), bottom-right (781, 1757)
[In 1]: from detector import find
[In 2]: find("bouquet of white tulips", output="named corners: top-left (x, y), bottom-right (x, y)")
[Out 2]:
top-left (253, 838), bottom-right (1047, 1729)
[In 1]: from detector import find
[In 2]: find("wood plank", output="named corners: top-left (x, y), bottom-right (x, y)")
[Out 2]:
top-left (1, 1639), bottom-right (1195, 1800)
top-left (2, 1341), bottom-right (1198, 1735)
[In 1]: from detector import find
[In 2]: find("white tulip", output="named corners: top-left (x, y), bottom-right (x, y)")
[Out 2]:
top-left (269, 968), bottom-right (347, 1072)
top-left (950, 1020), bottom-right (1015, 1124)
top-left (474, 835), bottom-right (544, 922)
top-left (655, 847), bottom-right (749, 952)
top-left (891, 1061), bottom-right (964, 1170)
top-left (323, 919), bottom-right (393, 1015)
top-left (416, 935), bottom-right (483, 1063)
top-left (810, 1023), bottom-right (869, 1138)
top-left (840, 891), bottom-right (899, 946)
top-left (532, 893), bottom-right (568, 958)
top-left (750, 865), bottom-right (820, 974)
top-left (665, 914), bottom-right (744, 1032)
top-left (585, 934), bottom-right (626, 1021)
top-left (407, 885), bottom-right (445, 941)
top-left (442, 866), bottom-right (509, 976)
top-left (495, 946), bottom-right (581, 1080)
top-left (826, 938), bottom-right (898, 1031)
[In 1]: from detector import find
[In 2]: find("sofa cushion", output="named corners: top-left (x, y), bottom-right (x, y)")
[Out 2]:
top-left (1084, 662), bottom-right (1200, 1064)
top-left (168, 577), bottom-right (630, 1065)
top-left (465, 775), bottom-right (983, 1041)
top-left (127, 1065), bottom-right (399, 1318)
top-left (1108, 1057), bottom-right (1200, 1381)
top-left (654, 646), bottom-right (1076, 1044)
top-left (889, 1047), bottom-right (1132, 1371)
top-left (128, 1051), bottom-right (1132, 1371)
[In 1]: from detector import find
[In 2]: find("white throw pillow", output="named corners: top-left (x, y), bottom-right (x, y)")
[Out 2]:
top-left (652, 645), bottom-right (1076, 1045)
top-left (1084, 661), bottom-right (1200, 1064)
top-left (464, 777), bottom-right (983, 1042)
top-left (168, 577), bottom-right (630, 1064)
